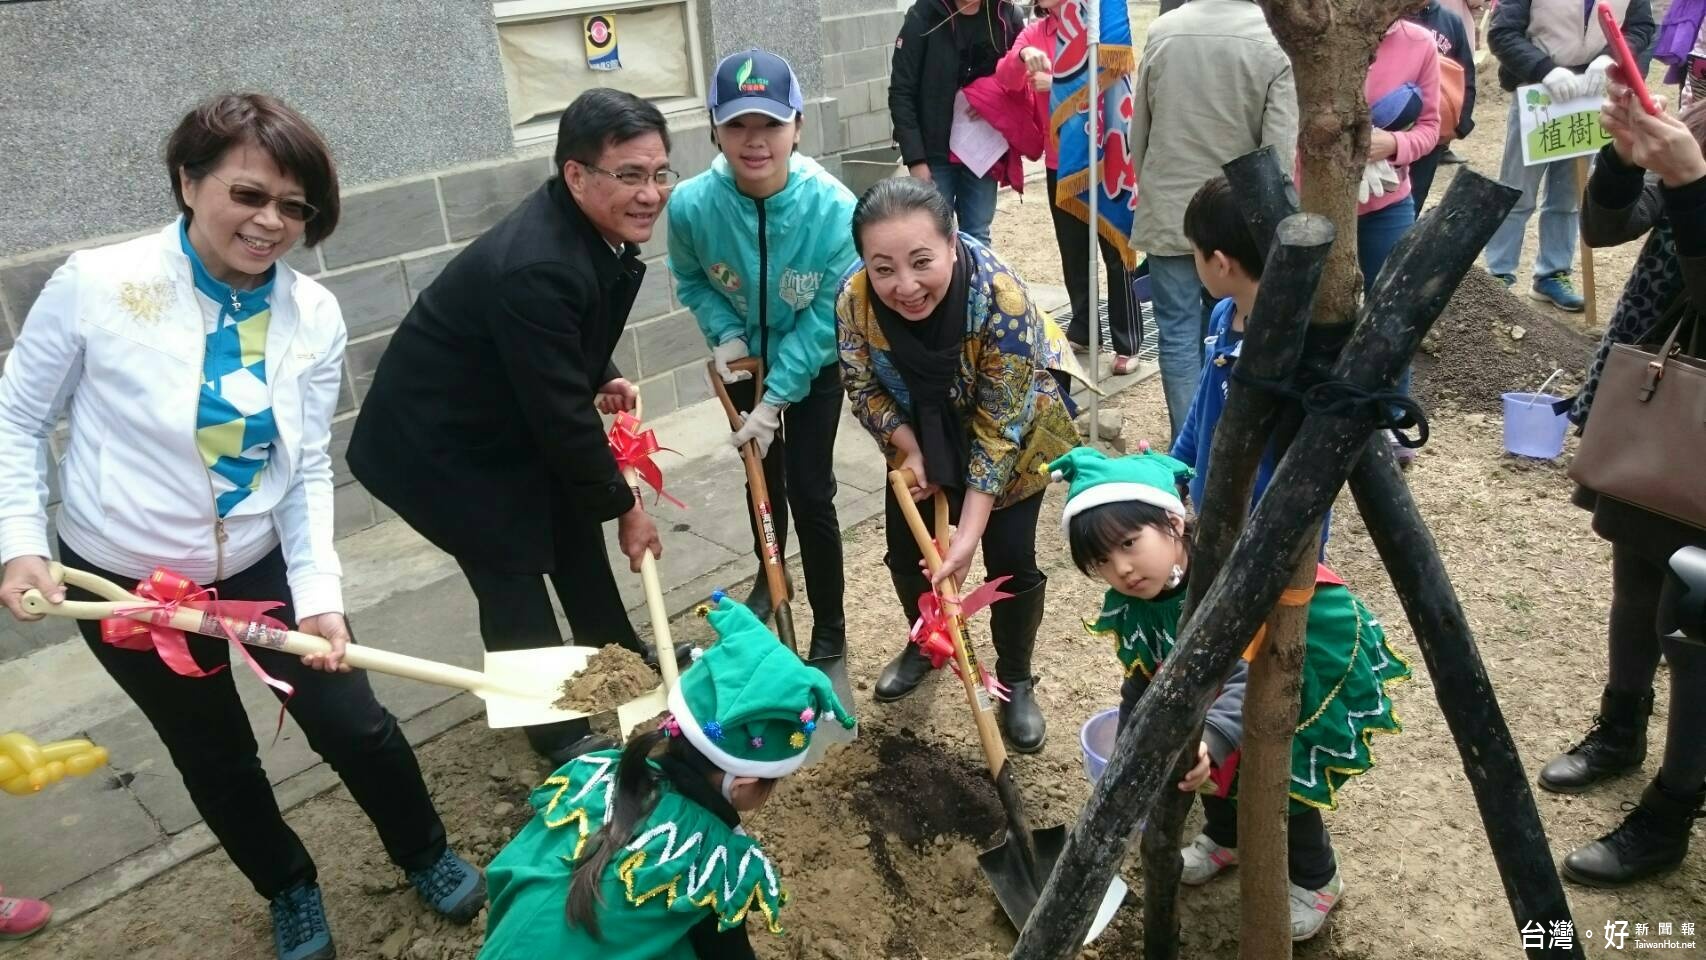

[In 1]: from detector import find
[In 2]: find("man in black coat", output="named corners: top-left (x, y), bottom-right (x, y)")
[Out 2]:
top-left (348, 89), bottom-right (674, 763)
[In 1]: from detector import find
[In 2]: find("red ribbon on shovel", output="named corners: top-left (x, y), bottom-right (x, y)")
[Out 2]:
top-left (101, 569), bottom-right (296, 727)
top-left (909, 574), bottom-right (1016, 700)
top-left (608, 411), bottom-right (685, 509)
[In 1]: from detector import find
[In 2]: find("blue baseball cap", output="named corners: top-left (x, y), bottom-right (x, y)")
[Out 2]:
top-left (708, 49), bottom-right (804, 124)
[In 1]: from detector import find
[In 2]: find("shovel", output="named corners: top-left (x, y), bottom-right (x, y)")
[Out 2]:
top-left (708, 356), bottom-right (855, 713)
top-left (889, 471), bottom-right (1124, 940)
top-left (21, 563), bottom-right (663, 737)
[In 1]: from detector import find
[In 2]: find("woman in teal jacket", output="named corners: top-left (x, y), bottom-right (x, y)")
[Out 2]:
top-left (668, 49), bottom-right (858, 664)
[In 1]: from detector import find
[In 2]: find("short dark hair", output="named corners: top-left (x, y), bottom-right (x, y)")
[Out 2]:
top-left (554, 89), bottom-right (672, 170)
top-left (165, 93), bottom-right (340, 247)
top-left (1182, 176), bottom-right (1264, 279)
top-left (851, 176), bottom-right (955, 256)
top-left (1067, 499), bottom-right (1193, 576)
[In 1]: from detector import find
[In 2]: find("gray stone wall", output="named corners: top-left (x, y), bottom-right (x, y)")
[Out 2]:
top-left (821, 0), bottom-right (907, 157)
top-left (0, 101), bottom-right (847, 560)
top-left (0, 0), bottom-right (515, 259)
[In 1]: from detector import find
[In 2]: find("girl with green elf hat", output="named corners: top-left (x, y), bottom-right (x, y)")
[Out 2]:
top-left (478, 596), bottom-right (854, 959)
top-left (1050, 446), bottom-right (1410, 942)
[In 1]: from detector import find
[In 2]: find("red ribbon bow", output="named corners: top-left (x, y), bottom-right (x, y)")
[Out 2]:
top-left (102, 569), bottom-right (296, 717)
top-left (608, 412), bottom-right (684, 509)
top-left (909, 575), bottom-right (1016, 699)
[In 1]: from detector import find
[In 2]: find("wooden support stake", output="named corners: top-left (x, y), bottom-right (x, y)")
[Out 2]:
top-left (1347, 440), bottom-right (1585, 959)
top-left (1576, 154), bottom-right (1598, 328)
top-left (1011, 170), bottom-right (1519, 960)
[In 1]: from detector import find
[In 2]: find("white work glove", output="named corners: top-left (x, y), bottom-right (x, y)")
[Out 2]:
top-left (730, 402), bottom-right (784, 459)
top-left (1374, 159), bottom-right (1400, 192)
top-left (1583, 54), bottom-right (1614, 98)
top-left (1358, 163), bottom-right (1388, 204)
top-left (712, 338), bottom-right (753, 383)
top-left (1543, 66), bottom-right (1580, 102)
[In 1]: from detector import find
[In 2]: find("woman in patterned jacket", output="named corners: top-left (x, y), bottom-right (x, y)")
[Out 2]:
top-left (836, 176), bottom-right (1077, 752)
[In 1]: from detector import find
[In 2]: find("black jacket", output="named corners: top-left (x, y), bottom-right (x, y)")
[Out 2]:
top-left (1489, 0), bottom-right (1655, 91)
top-left (889, 0), bottom-right (1024, 167)
top-left (348, 177), bottom-right (642, 573)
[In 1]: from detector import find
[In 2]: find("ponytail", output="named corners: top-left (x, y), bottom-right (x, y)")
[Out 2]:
top-left (565, 728), bottom-right (667, 938)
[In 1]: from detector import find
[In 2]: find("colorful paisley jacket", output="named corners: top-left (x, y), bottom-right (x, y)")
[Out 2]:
top-left (835, 236), bottom-right (1079, 508)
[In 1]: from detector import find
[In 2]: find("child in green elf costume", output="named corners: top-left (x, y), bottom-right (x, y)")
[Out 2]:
top-left (1050, 446), bottom-right (1409, 942)
top-left (478, 597), bottom-right (854, 959)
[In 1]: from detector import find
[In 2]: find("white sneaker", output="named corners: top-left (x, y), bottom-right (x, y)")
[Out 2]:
top-left (1289, 871), bottom-right (1344, 941)
top-left (1179, 833), bottom-right (1238, 885)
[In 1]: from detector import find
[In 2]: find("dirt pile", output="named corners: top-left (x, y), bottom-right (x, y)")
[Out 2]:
top-left (554, 645), bottom-right (657, 712)
top-left (1413, 268), bottom-right (1595, 415)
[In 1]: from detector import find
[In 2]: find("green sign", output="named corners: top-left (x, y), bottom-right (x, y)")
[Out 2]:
top-left (1518, 84), bottom-right (1614, 166)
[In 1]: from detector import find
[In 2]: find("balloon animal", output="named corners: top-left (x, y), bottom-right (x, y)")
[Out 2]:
top-left (0, 732), bottom-right (109, 796)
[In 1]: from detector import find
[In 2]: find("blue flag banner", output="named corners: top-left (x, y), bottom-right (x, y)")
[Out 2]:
top-left (1049, 0), bottom-right (1139, 269)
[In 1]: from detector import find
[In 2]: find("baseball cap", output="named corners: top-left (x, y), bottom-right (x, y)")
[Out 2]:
top-left (708, 49), bottom-right (805, 124)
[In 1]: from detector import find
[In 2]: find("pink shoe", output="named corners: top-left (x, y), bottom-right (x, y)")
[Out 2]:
top-left (0, 892), bottom-right (52, 940)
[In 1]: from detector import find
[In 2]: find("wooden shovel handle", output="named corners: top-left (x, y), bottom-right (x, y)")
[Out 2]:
top-left (21, 563), bottom-right (502, 695)
top-left (704, 357), bottom-right (792, 611)
top-left (622, 465), bottom-right (680, 691)
top-left (887, 470), bottom-right (1011, 776)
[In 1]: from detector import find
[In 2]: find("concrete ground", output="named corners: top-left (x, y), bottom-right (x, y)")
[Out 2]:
top-left (0, 279), bottom-right (1152, 929)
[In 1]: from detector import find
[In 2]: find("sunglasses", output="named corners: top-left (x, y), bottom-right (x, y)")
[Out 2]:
top-left (207, 172), bottom-right (319, 222)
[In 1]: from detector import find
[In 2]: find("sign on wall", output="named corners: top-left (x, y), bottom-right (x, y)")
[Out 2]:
top-left (1516, 83), bottom-right (1614, 166)
top-left (584, 14), bottom-right (622, 72)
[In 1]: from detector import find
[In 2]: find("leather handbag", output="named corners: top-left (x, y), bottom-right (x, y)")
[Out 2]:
top-left (1569, 305), bottom-right (1706, 529)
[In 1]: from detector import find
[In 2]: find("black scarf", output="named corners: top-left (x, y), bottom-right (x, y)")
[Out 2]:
top-left (871, 239), bottom-right (973, 490)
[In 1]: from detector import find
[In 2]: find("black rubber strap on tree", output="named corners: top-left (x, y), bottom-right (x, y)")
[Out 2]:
top-left (1229, 323), bottom-right (1432, 449)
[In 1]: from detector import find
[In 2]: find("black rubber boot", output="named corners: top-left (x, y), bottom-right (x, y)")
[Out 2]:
top-left (743, 570), bottom-right (774, 623)
top-left (875, 564), bottom-right (935, 702)
top-left (1538, 687), bottom-right (1653, 794)
top-left (1561, 775), bottom-right (1705, 887)
top-left (991, 579), bottom-right (1047, 753)
top-left (808, 617), bottom-right (846, 662)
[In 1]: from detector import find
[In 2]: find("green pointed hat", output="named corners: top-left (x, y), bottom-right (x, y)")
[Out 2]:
top-left (1049, 446), bottom-right (1195, 535)
top-left (668, 597), bottom-right (856, 778)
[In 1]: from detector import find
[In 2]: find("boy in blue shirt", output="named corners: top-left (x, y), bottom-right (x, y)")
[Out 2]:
top-left (1170, 176), bottom-right (1330, 546)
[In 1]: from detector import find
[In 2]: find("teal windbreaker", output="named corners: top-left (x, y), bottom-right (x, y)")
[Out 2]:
top-left (666, 153), bottom-right (857, 407)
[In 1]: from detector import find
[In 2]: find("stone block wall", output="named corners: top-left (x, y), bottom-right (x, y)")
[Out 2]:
top-left (820, 0), bottom-right (906, 160)
top-left (0, 100), bottom-right (845, 551)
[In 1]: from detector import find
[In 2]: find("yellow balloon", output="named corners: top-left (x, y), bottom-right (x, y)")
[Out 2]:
top-left (0, 732), bottom-right (109, 797)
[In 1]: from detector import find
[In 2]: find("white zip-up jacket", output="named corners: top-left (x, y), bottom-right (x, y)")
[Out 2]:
top-left (0, 222), bottom-right (347, 617)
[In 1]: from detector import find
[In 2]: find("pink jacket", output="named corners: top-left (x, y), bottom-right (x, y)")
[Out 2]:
top-left (996, 14), bottom-right (1062, 169)
top-left (1361, 19), bottom-right (1442, 216)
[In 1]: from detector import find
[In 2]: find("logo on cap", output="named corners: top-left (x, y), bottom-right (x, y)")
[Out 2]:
top-left (735, 58), bottom-right (770, 93)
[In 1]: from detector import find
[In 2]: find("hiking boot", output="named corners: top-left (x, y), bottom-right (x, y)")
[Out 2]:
top-left (1530, 272), bottom-right (1585, 312)
top-left (991, 580), bottom-right (1048, 752)
top-left (875, 563), bottom-right (936, 702)
top-left (1562, 776), bottom-right (1706, 887)
top-left (269, 883), bottom-right (334, 960)
top-left (0, 891), bottom-right (51, 941)
top-left (407, 849), bottom-right (486, 924)
top-left (1494, 272), bottom-right (1517, 288)
top-left (1538, 687), bottom-right (1652, 794)
top-left (1179, 833), bottom-right (1239, 886)
top-left (1289, 870), bottom-right (1344, 941)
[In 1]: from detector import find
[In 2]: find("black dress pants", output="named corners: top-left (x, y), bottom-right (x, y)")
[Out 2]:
top-left (1047, 168), bottom-right (1143, 358)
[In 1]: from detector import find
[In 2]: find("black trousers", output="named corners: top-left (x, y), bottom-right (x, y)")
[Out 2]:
top-left (60, 540), bottom-right (447, 900)
top-left (1047, 168), bottom-right (1143, 358)
top-left (1201, 793), bottom-right (1338, 890)
top-left (728, 362), bottom-right (847, 644)
top-left (883, 486), bottom-right (1047, 597)
top-left (456, 501), bottom-right (643, 752)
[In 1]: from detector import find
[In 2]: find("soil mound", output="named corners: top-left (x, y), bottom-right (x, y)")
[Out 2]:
top-left (554, 645), bottom-right (657, 712)
top-left (1413, 268), bottom-right (1594, 415)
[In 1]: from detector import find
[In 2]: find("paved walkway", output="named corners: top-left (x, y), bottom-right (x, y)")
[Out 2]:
top-left (0, 281), bottom-right (1155, 928)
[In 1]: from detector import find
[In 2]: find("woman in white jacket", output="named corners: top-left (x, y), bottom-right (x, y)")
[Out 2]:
top-left (0, 94), bottom-right (479, 960)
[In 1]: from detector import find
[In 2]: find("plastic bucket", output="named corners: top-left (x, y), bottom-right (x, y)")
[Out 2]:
top-left (1080, 708), bottom-right (1121, 783)
top-left (1501, 392), bottom-right (1568, 459)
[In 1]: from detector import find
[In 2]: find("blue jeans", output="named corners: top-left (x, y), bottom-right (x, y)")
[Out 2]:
top-left (1146, 253), bottom-right (1209, 439)
top-left (928, 161), bottom-right (998, 246)
top-left (1484, 98), bottom-right (1580, 279)
top-left (1359, 195), bottom-right (1418, 398)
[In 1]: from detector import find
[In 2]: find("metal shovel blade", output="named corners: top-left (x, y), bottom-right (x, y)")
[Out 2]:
top-left (481, 646), bottom-right (666, 738)
top-left (978, 825), bottom-right (1126, 943)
